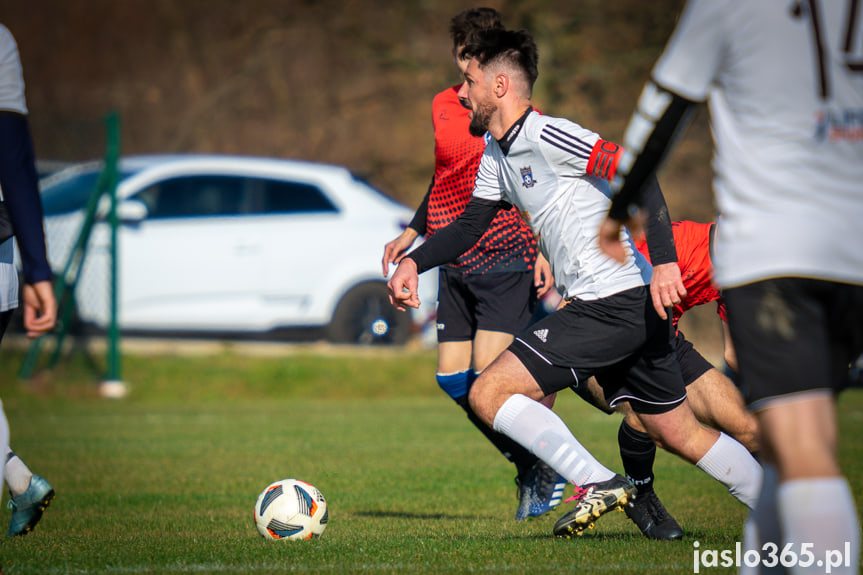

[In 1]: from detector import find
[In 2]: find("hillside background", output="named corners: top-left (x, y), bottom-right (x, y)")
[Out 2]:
top-left (0, 0), bottom-right (725, 351)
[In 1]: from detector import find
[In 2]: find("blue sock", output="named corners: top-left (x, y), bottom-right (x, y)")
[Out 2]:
top-left (436, 371), bottom-right (470, 401)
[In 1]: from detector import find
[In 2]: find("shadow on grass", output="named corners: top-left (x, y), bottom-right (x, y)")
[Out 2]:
top-left (549, 531), bottom-right (646, 542)
top-left (354, 510), bottom-right (495, 521)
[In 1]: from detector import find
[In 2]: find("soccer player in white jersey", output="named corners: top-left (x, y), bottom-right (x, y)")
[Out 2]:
top-left (388, 27), bottom-right (762, 538)
top-left (0, 22), bottom-right (58, 538)
top-left (601, 1), bottom-right (863, 572)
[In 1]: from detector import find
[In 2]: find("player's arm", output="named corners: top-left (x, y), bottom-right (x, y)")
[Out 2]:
top-left (641, 176), bottom-right (686, 318)
top-left (0, 111), bottom-right (51, 285)
top-left (600, 81), bottom-right (697, 260)
top-left (0, 111), bottom-right (57, 337)
top-left (407, 196), bottom-right (502, 274)
top-left (387, 197), bottom-right (504, 310)
top-left (381, 180), bottom-right (431, 277)
top-left (407, 180), bottom-right (431, 236)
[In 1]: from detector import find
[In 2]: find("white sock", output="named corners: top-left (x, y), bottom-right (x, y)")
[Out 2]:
top-left (695, 432), bottom-right (763, 508)
top-left (740, 464), bottom-right (785, 575)
top-left (779, 478), bottom-right (860, 575)
top-left (5, 448), bottom-right (33, 496)
top-left (0, 401), bottom-right (8, 495)
top-left (493, 394), bottom-right (615, 486)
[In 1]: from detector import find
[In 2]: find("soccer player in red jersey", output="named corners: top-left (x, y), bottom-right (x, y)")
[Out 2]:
top-left (381, 8), bottom-right (565, 521)
top-left (610, 220), bottom-right (758, 540)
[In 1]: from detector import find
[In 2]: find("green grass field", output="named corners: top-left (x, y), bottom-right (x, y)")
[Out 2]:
top-left (0, 345), bottom-right (861, 574)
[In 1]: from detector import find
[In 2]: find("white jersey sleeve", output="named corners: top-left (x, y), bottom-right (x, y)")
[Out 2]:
top-left (649, 0), bottom-right (863, 288)
top-left (472, 143), bottom-right (505, 203)
top-left (0, 25), bottom-right (28, 115)
top-left (651, 0), bottom-right (726, 101)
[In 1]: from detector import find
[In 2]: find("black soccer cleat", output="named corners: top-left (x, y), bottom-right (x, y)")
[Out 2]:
top-left (624, 489), bottom-right (684, 540)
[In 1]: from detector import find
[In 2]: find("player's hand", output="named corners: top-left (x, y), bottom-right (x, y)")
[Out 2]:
top-left (22, 280), bottom-right (57, 339)
top-left (387, 258), bottom-right (421, 311)
top-left (533, 252), bottom-right (553, 298)
top-left (598, 213), bottom-right (645, 263)
top-left (382, 228), bottom-right (419, 277)
top-left (650, 262), bottom-right (686, 320)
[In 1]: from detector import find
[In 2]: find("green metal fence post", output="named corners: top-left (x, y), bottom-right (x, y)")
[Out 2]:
top-left (19, 111), bottom-right (124, 395)
top-left (103, 112), bottom-right (122, 386)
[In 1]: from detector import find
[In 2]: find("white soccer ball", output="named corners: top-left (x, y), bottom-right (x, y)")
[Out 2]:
top-left (254, 479), bottom-right (328, 540)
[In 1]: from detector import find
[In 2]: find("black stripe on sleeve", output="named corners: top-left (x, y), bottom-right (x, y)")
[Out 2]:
top-left (539, 125), bottom-right (593, 159)
top-left (608, 87), bottom-right (696, 222)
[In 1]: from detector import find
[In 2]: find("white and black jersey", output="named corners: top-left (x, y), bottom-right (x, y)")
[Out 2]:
top-left (0, 24), bottom-right (26, 311)
top-left (616, 0), bottom-right (863, 289)
top-left (0, 24), bottom-right (51, 313)
top-left (472, 110), bottom-right (652, 301)
top-left (0, 25), bottom-right (27, 115)
top-left (405, 109), bottom-right (688, 414)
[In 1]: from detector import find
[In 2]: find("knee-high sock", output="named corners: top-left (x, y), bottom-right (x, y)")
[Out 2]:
top-left (0, 401), bottom-right (8, 492)
top-left (493, 394), bottom-right (615, 486)
top-left (779, 478), bottom-right (860, 575)
top-left (740, 464), bottom-right (785, 575)
top-left (618, 419), bottom-right (656, 495)
top-left (696, 432), bottom-right (763, 509)
top-left (437, 371), bottom-right (537, 475)
top-left (4, 445), bottom-right (33, 495)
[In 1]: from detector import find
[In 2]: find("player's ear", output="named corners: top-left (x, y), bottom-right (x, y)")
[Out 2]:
top-left (493, 72), bottom-right (509, 98)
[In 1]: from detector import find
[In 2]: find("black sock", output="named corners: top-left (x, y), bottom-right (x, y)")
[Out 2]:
top-left (453, 394), bottom-right (537, 477)
top-left (618, 419), bottom-right (656, 495)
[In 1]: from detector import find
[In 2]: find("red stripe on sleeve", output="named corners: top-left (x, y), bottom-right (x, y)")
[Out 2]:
top-left (586, 139), bottom-right (624, 181)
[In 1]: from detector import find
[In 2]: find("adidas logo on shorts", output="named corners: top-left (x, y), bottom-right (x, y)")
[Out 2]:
top-left (533, 328), bottom-right (549, 343)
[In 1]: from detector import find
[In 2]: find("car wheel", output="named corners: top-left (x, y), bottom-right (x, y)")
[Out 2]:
top-left (328, 281), bottom-right (410, 345)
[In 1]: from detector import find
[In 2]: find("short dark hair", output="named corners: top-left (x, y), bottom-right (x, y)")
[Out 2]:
top-left (461, 28), bottom-right (539, 90)
top-left (449, 8), bottom-right (503, 50)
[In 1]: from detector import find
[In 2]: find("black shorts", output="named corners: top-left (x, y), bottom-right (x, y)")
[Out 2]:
top-left (723, 277), bottom-right (863, 411)
top-left (508, 286), bottom-right (687, 415)
top-left (672, 329), bottom-right (714, 386)
top-left (435, 266), bottom-right (537, 342)
top-left (0, 310), bottom-right (11, 344)
top-left (598, 328), bottom-right (713, 411)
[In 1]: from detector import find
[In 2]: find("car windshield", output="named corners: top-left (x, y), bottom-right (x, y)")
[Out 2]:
top-left (39, 164), bottom-right (138, 216)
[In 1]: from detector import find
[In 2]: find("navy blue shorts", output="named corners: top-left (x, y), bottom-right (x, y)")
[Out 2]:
top-left (435, 266), bottom-right (536, 342)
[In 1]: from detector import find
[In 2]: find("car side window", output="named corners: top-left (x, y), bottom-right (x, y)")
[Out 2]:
top-left (135, 176), bottom-right (246, 219)
top-left (257, 179), bottom-right (338, 214)
top-left (134, 175), bottom-right (337, 219)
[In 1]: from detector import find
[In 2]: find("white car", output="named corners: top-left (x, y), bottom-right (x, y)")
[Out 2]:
top-left (38, 155), bottom-right (436, 345)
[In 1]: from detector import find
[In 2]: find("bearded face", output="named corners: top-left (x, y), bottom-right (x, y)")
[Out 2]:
top-left (468, 102), bottom-right (496, 137)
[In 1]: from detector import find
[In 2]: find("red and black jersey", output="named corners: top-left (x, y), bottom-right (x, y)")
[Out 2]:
top-left (426, 85), bottom-right (536, 274)
top-left (635, 220), bottom-right (726, 328)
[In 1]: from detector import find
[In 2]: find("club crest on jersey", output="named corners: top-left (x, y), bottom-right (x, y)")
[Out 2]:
top-left (521, 166), bottom-right (536, 188)
top-left (483, 132), bottom-right (492, 145)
